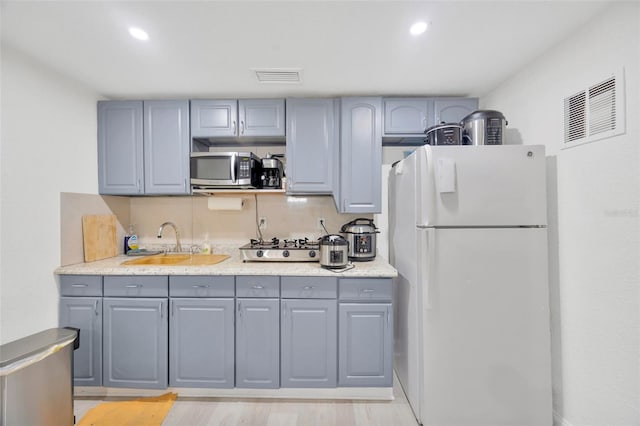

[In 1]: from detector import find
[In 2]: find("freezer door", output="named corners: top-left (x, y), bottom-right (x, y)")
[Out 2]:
top-left (416, 145), bottom-right (548, 227)
top-left (418, 227), bottom-right (552, 426)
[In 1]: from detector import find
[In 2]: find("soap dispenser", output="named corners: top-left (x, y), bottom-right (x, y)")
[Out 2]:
top-left (124, 224), bottom-right (138, 254)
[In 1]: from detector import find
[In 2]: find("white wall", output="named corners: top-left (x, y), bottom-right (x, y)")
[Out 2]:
top-left (0, 45), bottom-right (100, 343)
top-left (482, 3), bottom-right (639, 425)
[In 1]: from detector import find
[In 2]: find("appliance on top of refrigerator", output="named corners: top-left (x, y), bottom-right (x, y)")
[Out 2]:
top-left (389, 145), bottom-right (552, 426)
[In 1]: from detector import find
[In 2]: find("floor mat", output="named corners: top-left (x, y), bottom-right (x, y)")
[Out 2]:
top-left (78, 392), bottom-right (177, 426)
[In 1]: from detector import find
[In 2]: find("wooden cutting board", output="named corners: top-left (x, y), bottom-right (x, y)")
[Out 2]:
top-left (82, 215), bottom-right (118, 262)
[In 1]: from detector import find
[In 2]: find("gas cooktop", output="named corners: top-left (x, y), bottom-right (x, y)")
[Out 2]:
top-left (240, 237), bottom-right (320, 262)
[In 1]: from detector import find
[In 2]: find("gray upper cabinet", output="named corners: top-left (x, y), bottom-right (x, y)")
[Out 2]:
top-left (383, 98), bottom-right (434, 137)
top-left (98, 100), bottom-right (190, 195)
top-left (143, 100), bottom-right (190, 194)
top-left (433, 97), bottom-right (478, 124)
top-left (281, 298), bottom-right (337, 388)
top-left (190, 100), bottom-right (238, 138)
top-left (98, 101), bottom-right (144, 195)
top-left (338, 97), bottom-right (382, 213)
top-left (285, 98), bottom-right (337, 194)
top-left (190, 99), bottom-right (285, 140)
top-left (170, 298), bottom-right (235, 388)
top-left (103, 297), bottom-right (168, 389)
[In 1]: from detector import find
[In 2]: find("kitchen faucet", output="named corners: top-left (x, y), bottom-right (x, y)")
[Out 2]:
top-left (157, 221), bottom-right (182, 253)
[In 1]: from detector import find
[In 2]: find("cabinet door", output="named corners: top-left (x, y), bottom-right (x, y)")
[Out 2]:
top-left (98, 101), bottom-right (144, 195)
top-left (103, 298), bottom-right (168, 389)
top-left (170, 298), bottom-right (234, 388)
top-left (190, 99), bottom-right (238, 138)
top-left (59, 297), bottom-right (102, 387)
top-left (281, 299), bottom-right (337, 388)
top-left (339, 97), bottom-right (382, 213)
top-left (286, 98), bottom-right (336, 194)
top-left (434, 97), bottom-right (478, 124)
top-left (338, 303), bottom-right (393, 387)
top-left (383, 98), bottom-right (433, 136)
top-left (236, 298), bottom-right (280, 388)
top-left (238, 99), bottom-right (285, 137)
top-left (144, 100), bottom-right (190, 194)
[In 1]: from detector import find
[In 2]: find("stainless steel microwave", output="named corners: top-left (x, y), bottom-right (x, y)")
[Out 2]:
top-left (190, 152), bottom-right (261, 189)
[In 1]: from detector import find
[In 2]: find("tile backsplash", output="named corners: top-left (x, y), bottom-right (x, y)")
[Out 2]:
top-left (131, 194), bottom-right (368, 249)
top-left (60, 192), bottom-right (370, 264)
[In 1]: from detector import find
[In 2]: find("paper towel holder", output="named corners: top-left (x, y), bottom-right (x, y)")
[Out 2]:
top-left (207, 195), bottom-right (245, 211)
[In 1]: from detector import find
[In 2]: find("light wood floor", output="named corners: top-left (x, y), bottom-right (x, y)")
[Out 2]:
top-left (74, 376), bottom-right (419, 426)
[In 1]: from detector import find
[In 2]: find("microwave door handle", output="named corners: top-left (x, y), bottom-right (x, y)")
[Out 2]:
top-left (230, 152), bottom-right (237, 183)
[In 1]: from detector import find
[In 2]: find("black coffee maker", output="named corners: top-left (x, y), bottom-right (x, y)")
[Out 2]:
top-left (260, 157), bottom-right (284, 189)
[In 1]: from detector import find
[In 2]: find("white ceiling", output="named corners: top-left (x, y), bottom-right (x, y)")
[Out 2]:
top-left (1, 1), bottom-right (611, 100)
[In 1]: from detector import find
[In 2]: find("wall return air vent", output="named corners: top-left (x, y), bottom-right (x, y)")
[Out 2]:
top-left (254, 68), bottom-right (302, 84)
top-left (563, 68), bottom-right (625, 149)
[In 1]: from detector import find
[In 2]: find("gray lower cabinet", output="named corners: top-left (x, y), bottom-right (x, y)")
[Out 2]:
top-left (338, 278), bottom-right (393, 387)
top-left (339, 97), bottom-right (382, 213)
top-left (98, 100), bottom-right (190, 195)
top-left (235, 275), bottom-right (280, 389)
top-left (285, 98), bottom-right (337, 194)
top-left (280, 276), bottom-right (337, 388)
top-left (103, 275), bottom-right (169, 389)
top-left (59, 275), bottom-right (103, 387)
top-left (169, 275), bottom-right (235, 388)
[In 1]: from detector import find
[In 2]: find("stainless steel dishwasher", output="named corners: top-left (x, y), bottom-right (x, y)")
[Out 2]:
top-left (0, 327), bottom-right (79, 425)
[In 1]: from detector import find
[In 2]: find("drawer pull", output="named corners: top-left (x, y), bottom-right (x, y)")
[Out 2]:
top-left (251, 285), bottom-right (265, 290)
top-left (361, 289), bottom-right (375, 293)
top-left (303, 286), bottom-right (315, 290)
top-left (94, 300), bottom-right (99, 315)
top-left (125, 284), bottom-right (142, 288)
top-left (71, 284), bottom-right (88, 288)
top-left (191, 285), bottom-right (210, 289)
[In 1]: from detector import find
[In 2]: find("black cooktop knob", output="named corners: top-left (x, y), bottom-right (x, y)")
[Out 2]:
top-left (309, 250), bottom-right (316, 258)
top-left (256, 250), bottom-right (264, 257)
top-left (282, 250), bottom-right (290, 258)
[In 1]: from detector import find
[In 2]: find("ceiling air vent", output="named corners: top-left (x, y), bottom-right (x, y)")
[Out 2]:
top-left (254, 68), bottom-right (302, 84)
top-left (563, 68), bottom-right (625, 149)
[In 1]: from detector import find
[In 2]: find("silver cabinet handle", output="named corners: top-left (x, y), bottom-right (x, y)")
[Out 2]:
top-left (303, 286), bottom-right (315, 290)
top-left (232, 120), bottom-right (237, 134)
top-left (192, 285), bottom-right (210, 289)
top-left (137, 180), bottom-right (142, 193)
top-left (282, 301), bottom-right (287, 318)
top-left (387, 308), bottom-right (390, 326)
top-left (171, 301), bottom-right (175, 317)
top-left (240, 120), bottom-right (245, 134)
top-left (160, 302), bottom-right (164, 320)
top-left (94, 300), bottom-right (99, 315)
top-left (125, 284), bottom-right (142, 288)
top-left (251, 285), bottom-right (265, 289)
top-left (361, 289), bottom-right (375, 293)
top-left (238, 301), bottom-right (242, 318)
top-left (71, 284), bottom-right (88, 288)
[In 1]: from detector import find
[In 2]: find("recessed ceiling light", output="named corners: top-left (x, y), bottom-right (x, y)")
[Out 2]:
top-left (410, 21), bottom-right (428, 36)
top-left (128, 27), bottom-right (149, 41)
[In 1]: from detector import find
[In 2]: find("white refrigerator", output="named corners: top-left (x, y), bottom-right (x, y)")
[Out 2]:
top-left (389, 145), bottom-right (552, 426)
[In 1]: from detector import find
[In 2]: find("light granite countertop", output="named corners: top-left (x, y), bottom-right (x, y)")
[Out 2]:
top-left (55, 251), bottom-right (397, 278)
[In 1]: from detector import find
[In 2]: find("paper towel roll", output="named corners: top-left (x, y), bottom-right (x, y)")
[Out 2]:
top-left (207, 197), bottom-right (244, 211)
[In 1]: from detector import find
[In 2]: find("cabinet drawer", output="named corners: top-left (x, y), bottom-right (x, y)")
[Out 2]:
top-left (281, 276), bottom-right (337, 299)
top-left (339, 278), bottom-right (392, 302)
top-left (104, 276), bottom-right (168, 297)
top-left (60, 275), bottom-right (103, 296)
top-left (236, 276), bottom-right (279, 298)
top-left (169, 276), bottom-right (234, 297)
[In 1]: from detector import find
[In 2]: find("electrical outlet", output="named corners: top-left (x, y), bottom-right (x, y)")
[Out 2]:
top-left (317, 217), bottom-right (326, 231)
top-left (259, 217), bottom-right (267, 230)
